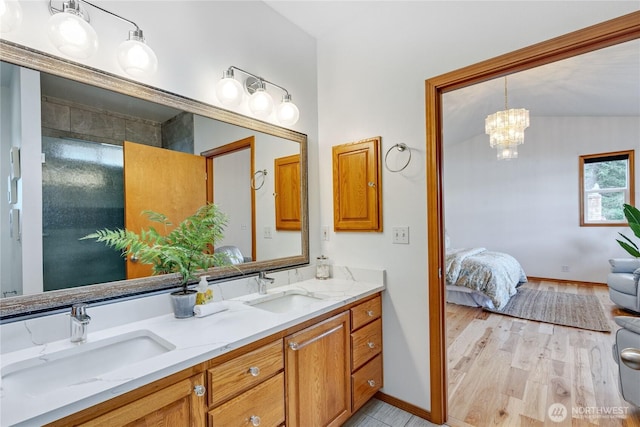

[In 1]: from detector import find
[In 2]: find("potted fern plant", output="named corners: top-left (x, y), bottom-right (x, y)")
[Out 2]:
top-left (82, 203), bottom-right (230, 318)
top-left (617, 203), bottom-right (640, 257)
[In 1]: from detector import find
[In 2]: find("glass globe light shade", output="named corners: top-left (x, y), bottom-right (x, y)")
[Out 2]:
top-left (0, 0), bottom-right (23, 34)
top-left (215, 77), bottom-right (243, 107)
top-left (47, 11), bottom-right (98, 59)
top-left (248, 88), bottom-right (274, 118)
top-left (117, 37), bottom-right (158, 78)
top-left (276, 96), bottom-right (300, 126)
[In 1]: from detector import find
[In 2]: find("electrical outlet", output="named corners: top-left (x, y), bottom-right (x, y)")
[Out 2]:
top-left (561, 265), bottom-right (570, 272)
top-left (264, 226), bottom-right (273, 239)
top-left (392, 226), bottom-right (409, 244)
top-left (321, 225), bottom-right (329, 241)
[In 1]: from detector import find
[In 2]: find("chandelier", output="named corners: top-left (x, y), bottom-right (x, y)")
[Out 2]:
top-left (485, 76), bottom-right (530, 160)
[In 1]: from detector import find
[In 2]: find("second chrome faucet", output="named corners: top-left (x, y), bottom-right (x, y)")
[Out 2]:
top-left (257, 271), bottom-right (275, 295)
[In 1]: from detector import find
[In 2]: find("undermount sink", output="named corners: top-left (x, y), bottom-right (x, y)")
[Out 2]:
top-left (1, 330), bottom-right (175, 396)
top-left (248, 290), bottom-right (328, 314)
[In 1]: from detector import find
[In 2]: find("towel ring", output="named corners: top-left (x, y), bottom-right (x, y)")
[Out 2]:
top-left (384, 143), bottom-right (411, 172)
top-left (251, 169), bottom-right (267, 190)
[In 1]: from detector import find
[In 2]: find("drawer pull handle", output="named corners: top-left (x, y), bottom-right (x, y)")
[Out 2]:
top-left (248, 366), bottom-right (260, 377)
top-left (366, 310), bottom-right (375, 317)
top-left (367, 379), bottom-right (376, 387)
top-left (250, 415), bottom-right (261, 426)
top-left (367, 342), bottom-right (375, 349)
top-left (193, 384), bottom-right (206, 397)
top-left (289, 324), bottom-right (344, 351)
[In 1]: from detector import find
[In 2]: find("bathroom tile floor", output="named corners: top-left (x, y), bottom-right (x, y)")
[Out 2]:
top-left (345, 398), bottom-right (445, 427)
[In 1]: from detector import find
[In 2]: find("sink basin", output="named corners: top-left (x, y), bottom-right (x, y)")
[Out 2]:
top-left (248, 291), bottom-right (328, 314)
top-left (1, 330), bottom-right (175, 396)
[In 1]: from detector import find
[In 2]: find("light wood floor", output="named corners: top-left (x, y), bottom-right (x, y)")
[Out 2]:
top-left (446, 280), bottom-right (640, 427)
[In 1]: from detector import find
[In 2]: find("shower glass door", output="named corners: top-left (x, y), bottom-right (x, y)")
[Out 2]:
top-left (42, 137), bottom-right (125, 291)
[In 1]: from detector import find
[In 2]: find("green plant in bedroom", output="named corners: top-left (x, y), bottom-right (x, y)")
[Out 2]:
top-left (617, 203), bottom-right (640, 257)
top-left (81, 203), bottom-right (230, 318)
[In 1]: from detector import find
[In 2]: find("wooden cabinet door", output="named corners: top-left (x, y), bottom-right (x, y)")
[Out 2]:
top-left (332, 137), bottom-right (382, 231)
top-left (285, 312), bottom-right (351, 427)
top-left (274, 154), bottom-right (301, 230)
top-left (77, 374), bottom-right (207, 427)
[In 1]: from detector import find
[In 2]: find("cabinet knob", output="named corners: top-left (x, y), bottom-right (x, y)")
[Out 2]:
top-left (248, 366), bottom-right (261, 377)
top-left (366, 310), bottom-right (374, 317)
top-left (367, 379), bottom-right (376, 387)
top-left (367, 342), bottom-right (375, 349)
top-left (368, 182), bottom-right (376, 187)
top-left (193, 384), bottom-right (206, 397)
top-left (250, 415), bottom-right (261, 426)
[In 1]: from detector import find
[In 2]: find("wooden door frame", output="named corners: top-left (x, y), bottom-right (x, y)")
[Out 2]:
top-left (425, 12), bottom-right (640, 424)
top-left (203, 136), bottom-right (256, 262)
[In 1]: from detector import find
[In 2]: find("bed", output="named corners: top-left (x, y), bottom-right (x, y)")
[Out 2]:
top-left (445, 247), bottom-right (527, 310)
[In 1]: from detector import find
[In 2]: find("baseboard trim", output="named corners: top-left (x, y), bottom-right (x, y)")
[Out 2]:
top-left (527, 276), bottom-right (607, 287)
top-left (374, 392), bottom-right (433, 422)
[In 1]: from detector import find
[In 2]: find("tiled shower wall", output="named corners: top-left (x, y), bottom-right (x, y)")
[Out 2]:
top-left (40, 95), bottom-right (163, 147)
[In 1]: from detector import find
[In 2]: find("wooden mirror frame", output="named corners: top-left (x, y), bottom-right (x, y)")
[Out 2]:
top-left (425, 12), bottom-right (640, 424)
top-left (0, 40), bottom-right (309, 319)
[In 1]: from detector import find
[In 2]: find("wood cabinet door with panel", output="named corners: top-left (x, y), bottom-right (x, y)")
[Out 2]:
top-left (332, 137), bottom-right (382, 231)
top-left (74, 373), bottom-right (207, 427)
top-left (274, 154), bottom-right (301, 231)
top-left (285, 312), bottom-right (351, 427)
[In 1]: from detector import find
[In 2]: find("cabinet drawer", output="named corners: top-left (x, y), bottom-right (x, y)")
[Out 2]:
top-left (208, 339), bottom-right (283, 407)
top-left (351, 318), bottom-right (382, 371)
top-left (351, 295), bottom-right (381, 330)
top-left (352, 354), bottom-right (383, 411)
top-left (209, 372), bottom-right (285, 427)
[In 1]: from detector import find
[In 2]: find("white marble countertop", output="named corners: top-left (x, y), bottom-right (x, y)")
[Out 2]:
top-left (0, 271), bottom-right (384, 426)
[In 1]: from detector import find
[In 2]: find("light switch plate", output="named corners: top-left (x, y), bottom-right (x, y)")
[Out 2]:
top-left (392, 226), bottom-right (409, 244)
top-left (321, 225), bottom-right (329, 241)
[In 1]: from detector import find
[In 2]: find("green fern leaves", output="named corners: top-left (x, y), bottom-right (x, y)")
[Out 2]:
top-left (81, 204), bottom-right (230, 288)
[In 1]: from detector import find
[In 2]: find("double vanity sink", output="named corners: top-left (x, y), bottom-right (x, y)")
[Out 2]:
top-left (1, 290), bottom-right (327, 397)
top-left (0, 272), bottom-right (384, 426)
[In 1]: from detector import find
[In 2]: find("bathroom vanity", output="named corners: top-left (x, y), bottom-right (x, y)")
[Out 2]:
top-left (0, 267), bottom-right (384, 426)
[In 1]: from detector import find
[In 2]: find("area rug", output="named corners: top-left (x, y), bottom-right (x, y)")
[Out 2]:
top-left (485, 288), bottom-right (611, 332)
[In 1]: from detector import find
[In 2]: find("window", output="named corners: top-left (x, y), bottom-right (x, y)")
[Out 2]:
top-left (579, 150), bottom-right (635, 226)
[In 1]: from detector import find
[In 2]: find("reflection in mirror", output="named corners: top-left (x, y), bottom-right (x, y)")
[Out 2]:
top-left (0, 41), bottom-right (308, 318)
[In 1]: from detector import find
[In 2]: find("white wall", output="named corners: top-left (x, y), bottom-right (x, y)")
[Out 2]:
top-left (0, 66), bottom-right (42, 296)
top-left (315, 1), bottom-right (639, 412)
top-left (445, 116), bottom-right (640, 284)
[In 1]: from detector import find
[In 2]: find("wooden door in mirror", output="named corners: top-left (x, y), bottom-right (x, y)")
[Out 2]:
top-left (274, 154), bottom-right (301, 231)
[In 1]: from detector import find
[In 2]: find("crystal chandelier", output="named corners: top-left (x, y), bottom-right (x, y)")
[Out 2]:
top-left (485, 76), bottom-right (530, 160)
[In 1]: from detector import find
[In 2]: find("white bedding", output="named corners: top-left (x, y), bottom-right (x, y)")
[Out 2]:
top-left (445, 247), bottom-right (527, 310)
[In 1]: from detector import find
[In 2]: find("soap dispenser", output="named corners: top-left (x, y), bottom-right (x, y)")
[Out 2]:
top-left (196, 276), bottom-right (213, 305)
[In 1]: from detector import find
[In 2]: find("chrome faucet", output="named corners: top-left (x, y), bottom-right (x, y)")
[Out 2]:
top-left (257, 271), bottom-right (275, 295)
top-left (70, 303), bottom-right (91, 343)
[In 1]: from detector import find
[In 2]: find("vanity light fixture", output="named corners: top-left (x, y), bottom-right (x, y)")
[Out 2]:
top-left (216, 66), bottom-right (300, 126)
top-left (47, 0), bottom-right (158, 78)
top-left (0, 0), bottom-right (23, 34)
top-left (485, 76), bottom-right (530, 160)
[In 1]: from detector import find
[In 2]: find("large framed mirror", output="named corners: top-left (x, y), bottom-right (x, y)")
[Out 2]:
top-left (0, 40), bottom-right (309, 319)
